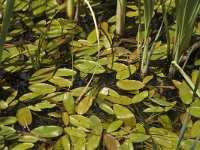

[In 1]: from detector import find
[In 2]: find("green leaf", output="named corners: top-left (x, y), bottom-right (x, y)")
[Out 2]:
top-left (107, 63), bottom-right (128, 71)
top-left (11, 143), bottom-right (34, 150)
top-left (188, 107), bottom-right (200, 117)
top-left (64, 127), bottom-right (86, 138)
top-left (74, 59), bottom-right (105, 74)
top-left (87, 30), bottom-right (98, 44)
top-left (99, 103), bottom-right (114, 115)
top-left (54, 68), bottom-right (77, 77)
top-left (61, 135), bottom-right (71, 150)
top-left (63, 92), bottom-right (75, 114)
top-left (70, 115), bottom-right (90, 129)
top-left (116, 65), bottom-right (137, 80)
top-left (191, 120), bottom-right (200, 138)
top-left (31, 126), bottom-right (63, 138)
top-left (6, 90), bottom-right (18, 104)
top-left (16, 107), bottom-right (32, 127)
top-left (46, 20), bottom-right (62, 38)
top-left (119, 139), bottom-right (134, 150)
top-left (73, 137), bottom-right (86, 150)
top-left (49, 76), bottom-right (72, 87)
top-left (32, 0), bottom-right (46, 17)
top-left (143, 75), bottom-right (153, 84)
top-left (117, 80), bottom-right (145, 91)
top-left (0, 126), bottom-right (16, 136)
top-left (28, 83), bottom-right (56, 94)
top-left (29, 66), bottom-right (55, 84)
top-left (149, 97), bottom-right (172, 106)
top-left (87, 134), bottom-right (101, 150)
top-left (0, 117), bottom-right (17, 126)
top-left (143, 107), bottom-right (164, 113)
top-left (90, 115), bottom-right (103, 135)
top-left (179, 81), bottom-right (193, 104)
top-left (103, 134), bottom-right (120, 150)
top-left (106, 120), bottom-right (123, 133)
top-left (128, 133), bottom-right (150, 143)
top-left (132, 91), bottom-right (148, 104)
top-left (76, 95), bottom-right (93, 115)
top-left (19, 93), bottom-right (42, 103)
top-left (18, 135), bottom-right (38, 143)
top-left (113, 104), bottom-right (136, 126)
top-left (105, 95), bottom-right (132, 105)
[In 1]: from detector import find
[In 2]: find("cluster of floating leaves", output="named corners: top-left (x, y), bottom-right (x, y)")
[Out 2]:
top-left (1, 0), bottom-right (200, 149)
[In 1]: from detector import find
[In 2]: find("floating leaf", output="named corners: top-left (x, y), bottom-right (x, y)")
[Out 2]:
top-left (46, 20), bottom-right (62, 38)
top-left (87, 29), bottom-right (98, 44)
top-left (87, 134), bottom-right (101, 150)
top-left (16, 107), bottom-right (32, 127)
top-left (11, 143), bottom-right (34, 150)
top-left (128, 133), bottom-right (150, 143)
top-left (49, 76), bottom-right (72, 87)
top-left (191, 120), bottom-right (200, 138)
top-left (0, 126), bottom-right (16, 136)
top-left (19, 93), bottom-right (42, 103)
top-left (6, 90), bottom-right (18, 104)
top-left (107, 63), bottom-right (127, 71)
top-left (132, 91), bottom-right (148, 103)
top-left (179, 81), bottom-right (193, 104)
top-left (70, 115), bottom-right (90, 129)
top-left (63, 92), bottom-right (75, 114)
top-left (188, 107), bottom-right (200, 117)
top-left (18, 135), bottom-right (38, 143)
top-left (90, 115), bottom-right (103, 135)
top-left (116, 65), bottom-right (137, 80)
top-left (158, 115), bottom-right (172, 130)
top-left (54, 68), bottom-right (77, 77)
top-left (99, 103), bottom-right (114, 115)
top-left (149, 97), bottom-right (172, 106)
top-left (119, 139), bottom-right (134, 150)
top-left (29, 66), bottom-right (55, 84)
top-left (74, 137), bottom-right (86, 150)
top-left (28, 83), bottom-right (56, 94)
top-left (70, 87), bottom-right (92, 97)
top-left (74, 59), bottom-right (105, 74)
top-left (61, 135), bottom-right (71, 150)
top-left (32, 0), bottom-right (46, 17)
top-left (143, 75), bottom-right (153, 84)
top-left (106, 120), bottom-right (123, 133)
top-left (35, 101), bottom-right (56, 109)
top-left (76, 95), bottom-right (94, 115)
top-left (103, 134), bottom-right (120, 150)
top-left (105, 95), bottom-right (132, 105)
top-left (0, 117), bottom-right (17, 126)
top-left (31, 126), bottom-right (63, 138)
top-left (143, 107), bottom-right (164, 113)
top-left (117, 80), bottom-right (145, 91)
top-left (61, 112), bottom-right (69, 126)
top-left (65, 127), bottom-right (86, 138)
top-left (113, 104), bottom-right (136, 126)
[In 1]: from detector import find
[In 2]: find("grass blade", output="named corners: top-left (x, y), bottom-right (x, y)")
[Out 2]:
top-left (0, 0), bottom-right (15, 65)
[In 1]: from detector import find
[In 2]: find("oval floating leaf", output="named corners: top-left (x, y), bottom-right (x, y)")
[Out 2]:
top-left (188, 107), bottom-right (200, 117)
top-left (90, 115), bottom-right (103, 135)
top-left (63, 92), bottom-right (75, 114)
top-left (29, 66), bottom-right (55, 84)
top-left (179, 81), bottom-right (193, 104)
top-left (87, 134), bottom-right (101, 150)
top-left (103, 134), bottom-right (120, 150)
top-left (106, 120), bottom-right (123, 133)
top-left (76, 95), bottom-right (93, 115)
top-left (99, 103), bottom-right (114, 115)
top-left (54, 68), bottom-right (77, 77)
top-left (128, 133), bottom-right (150, 143)
top-left (117, 80), bottom-right (145, 91)
top-left (18, 135), bottom-right (38, 143)
top-left (0, 117), bottom-right (17, 126)
top-left (49, 76), bottom-right (72, 87)
top-left (74, 59), bottom-right (105, 74)
top-left (0, 126), bottom-right (16, 136)
top-left (11, 143), bottom-right (34, 150)
top-left (28, 83), bottom-right (56, 94)
top-left (65, 127), bottom-right (86, 138)
top-left (16, 107), bottom-right (32, 127)
top-left (113, 104), bottom-right (136, 126)
top-left (70, 115), bottom-right (90, 129)
top-left (132, 91), bottom-right (148, 104)
top-left (31, 126), bottom-right (63, 138)
top-left (191, 120), bottom-right (200, 138)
